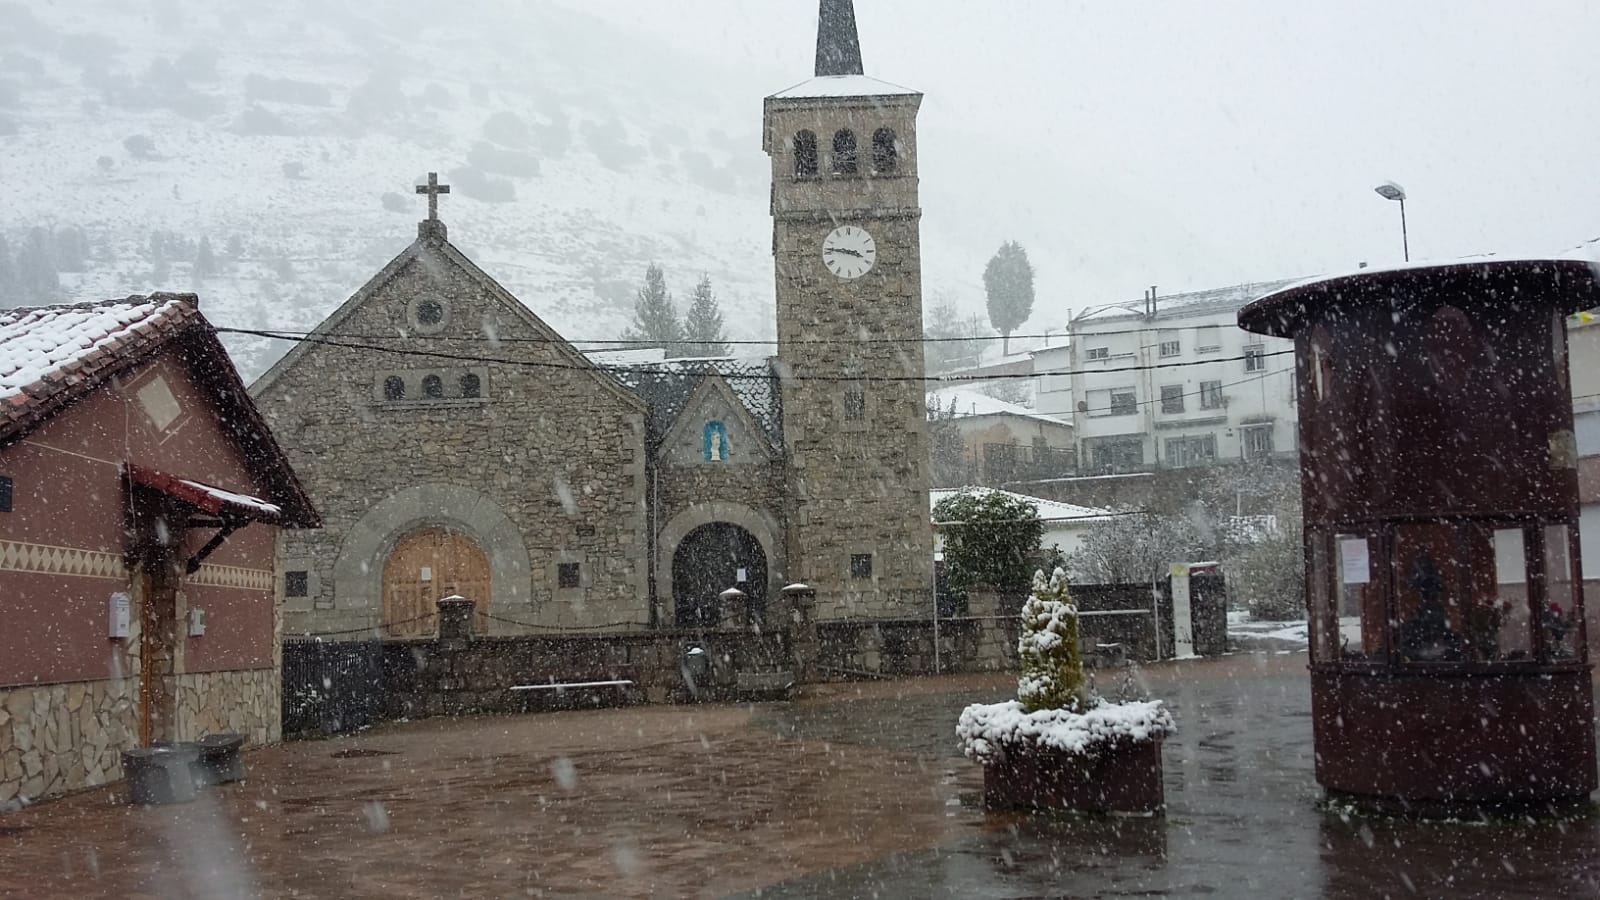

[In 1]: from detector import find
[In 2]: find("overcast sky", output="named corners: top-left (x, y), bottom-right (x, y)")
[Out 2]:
top-left (554, 0), bottom-right (1600, 315)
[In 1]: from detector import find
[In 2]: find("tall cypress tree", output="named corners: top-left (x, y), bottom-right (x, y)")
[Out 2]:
top-left (620, 263), bottom-right (683, 354)
top-left (983, 240), bottom-right (1036, 355)
top-left (682, 274), bottom-right (730, 357)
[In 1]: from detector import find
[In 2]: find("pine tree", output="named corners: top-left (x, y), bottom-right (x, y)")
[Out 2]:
top-left (0, 235), bottom-right (15, 302)
top-left (620, 263), bottom-right (683, 353)
top-left (16, 228), bottom-right (60, 305)
top-left (1017, 567), bottom-right (1088, 713)
top-left (52, 227), bottom-right (87, 272)
top-left (195, 236), bottom-right (217, 278)
top-left (682, 274), bottom-right (730, 357)
top-left (983, 240), bottom-right (1036, 355)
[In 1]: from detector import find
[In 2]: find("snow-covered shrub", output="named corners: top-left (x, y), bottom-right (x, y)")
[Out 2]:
top-left (1017, 567), bottom-right (1087, 714)
top-left (958, 697), bottom-right (1174, 763)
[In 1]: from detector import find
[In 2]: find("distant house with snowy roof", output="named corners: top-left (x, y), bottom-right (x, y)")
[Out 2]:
top-left (930, 487), bottom-right (1116, 561)
top-left (926, 386), bottom-right (1074, 486)
top-left (0, 293), bottom-right (318, 807)
top-left (1034, 280), bottom-right (1300, 474)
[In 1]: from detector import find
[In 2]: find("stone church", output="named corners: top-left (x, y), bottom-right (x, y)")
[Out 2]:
top-left (253, 0), bottom-right (933, 636)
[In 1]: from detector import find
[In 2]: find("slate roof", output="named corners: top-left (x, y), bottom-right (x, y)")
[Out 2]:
top-left (607, 354), bottom-right (784, 450)
top-left (0, 293), bottom-right (319, 526)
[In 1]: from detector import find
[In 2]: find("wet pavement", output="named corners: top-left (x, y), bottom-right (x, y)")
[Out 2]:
top-left (0, 653), bottom-right (1596, 898)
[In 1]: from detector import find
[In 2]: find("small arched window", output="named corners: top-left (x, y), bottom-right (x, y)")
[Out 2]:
top-left (383, 376), bottom-right (406, 401)
top-left (422, 374), bottom-right (444, 399)
top-left (871, 127), bottom-right (898, 173)
top-left (832, 129), bottom-right (858, 175)
top-left (460, 373), bottom-right (481, 398)
top-left (793, 130), bottom-right (819, 178)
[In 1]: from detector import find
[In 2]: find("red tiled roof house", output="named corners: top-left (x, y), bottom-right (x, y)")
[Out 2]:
top-left (0, 294), bottom-right (317, 808)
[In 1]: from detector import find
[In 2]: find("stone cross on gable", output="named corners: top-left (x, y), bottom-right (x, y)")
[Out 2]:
top-left (416, 172), bottom-right (450, 221)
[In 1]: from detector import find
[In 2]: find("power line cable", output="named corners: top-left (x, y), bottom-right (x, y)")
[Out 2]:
top-left (216, 325), bottom-right (1295, 385)
top-left (214, 321), bottom-right (1280, 347)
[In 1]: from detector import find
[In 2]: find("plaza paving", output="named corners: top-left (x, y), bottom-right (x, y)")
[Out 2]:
top-left (0, 654), bottom-right (1596, 898)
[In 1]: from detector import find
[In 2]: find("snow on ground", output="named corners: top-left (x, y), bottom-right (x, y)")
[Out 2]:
top-left (1227, 610), bottom-right (1362, 653)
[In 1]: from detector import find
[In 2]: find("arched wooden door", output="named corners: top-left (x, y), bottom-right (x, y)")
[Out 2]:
top-left (382, 528), bottom-right (491, 637)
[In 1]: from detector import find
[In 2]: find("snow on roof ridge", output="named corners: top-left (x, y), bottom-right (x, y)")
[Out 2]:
top-left (0, 293), bottom-right (196, 398)
top-left (1072, 278), bottom-right (1302, 325)
top-left (768, 73), bottom-right (920, 99)
top-left (927, 386), bottom-right (1066, 425)
top-left (930, 486), bottom-right (1116, 521)
top-left (1257, 242), bottom-right (1600, 303)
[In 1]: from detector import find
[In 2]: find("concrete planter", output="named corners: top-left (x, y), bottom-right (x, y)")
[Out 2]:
top-left (981, 735), bottom-right (1165, 815)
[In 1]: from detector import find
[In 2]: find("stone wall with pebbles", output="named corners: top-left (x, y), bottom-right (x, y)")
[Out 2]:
top-left (0, 667), bottom-right (279, 810)
top-left (174, 669), bottom-right (280, 747)
top-left (0, 678), bottom-right (138, 810)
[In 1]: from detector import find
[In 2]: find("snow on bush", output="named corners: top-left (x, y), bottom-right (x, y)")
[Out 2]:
top-left (958, 566), bottom-right (1175, 761)
top-left (957, 698), bottom-right (1175, 763)
top-left (1017, 567), bottom-right (1087, 713)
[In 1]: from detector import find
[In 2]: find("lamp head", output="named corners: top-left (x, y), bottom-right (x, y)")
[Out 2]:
top-left (1375, 181), bottom-right (1407, 202)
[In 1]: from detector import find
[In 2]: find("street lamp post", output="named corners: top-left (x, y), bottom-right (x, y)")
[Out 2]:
top-left (1374, 181), bottom-right (1409, 262)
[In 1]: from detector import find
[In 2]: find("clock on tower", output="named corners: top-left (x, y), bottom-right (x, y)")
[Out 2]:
top-left (763, 0), bottom-right (933, 621)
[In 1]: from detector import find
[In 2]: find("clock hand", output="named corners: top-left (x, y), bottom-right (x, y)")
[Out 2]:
top-left (828, 247), bottom-right (864, 258)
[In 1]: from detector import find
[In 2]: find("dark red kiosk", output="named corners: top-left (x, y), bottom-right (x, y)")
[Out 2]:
top-left (1240, 257), bottom-right (1599, 814)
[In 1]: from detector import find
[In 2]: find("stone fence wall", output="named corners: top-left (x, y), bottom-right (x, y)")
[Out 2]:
top-left (287, 581), bottom-right (1226, 738)
top-left (378, 628), bottom-right (791, 721)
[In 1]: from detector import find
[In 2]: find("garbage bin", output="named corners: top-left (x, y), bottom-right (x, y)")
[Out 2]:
top-left (196, 733), bottom-right (247, 785)
top-left (680, 644), bottom-right (711, 700)
top-left (122, 744), bottom-right (200, 805)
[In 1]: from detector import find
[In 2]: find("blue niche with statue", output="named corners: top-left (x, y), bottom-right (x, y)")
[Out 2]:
top-left (703, 421), bottom-right (730, 461)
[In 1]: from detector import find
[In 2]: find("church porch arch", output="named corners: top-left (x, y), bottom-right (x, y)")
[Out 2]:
top-left (657, 502), bottom-right (782, 627)
top-left (334, 483), bottom-right (529, 633)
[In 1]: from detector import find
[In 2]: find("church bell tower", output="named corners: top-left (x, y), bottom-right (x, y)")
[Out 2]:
top-left (765, 0), bottom-right (933, 618)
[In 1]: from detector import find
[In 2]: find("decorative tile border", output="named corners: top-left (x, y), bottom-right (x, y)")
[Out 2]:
top-left (189, 563), bottom-right (273, 593)
top-left (0, 540), bottom-right (126, 580)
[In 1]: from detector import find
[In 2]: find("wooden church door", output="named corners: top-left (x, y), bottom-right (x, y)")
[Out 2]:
top-left (382, 529), bottom-right (491, 637)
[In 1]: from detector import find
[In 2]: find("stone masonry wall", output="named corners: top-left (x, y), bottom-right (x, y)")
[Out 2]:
top-left (768, 91), bottom-right (934, 624)
top-left (774, 212), bottom-right (935, 622)
top-left (0, 678), bottom-right (139, 811)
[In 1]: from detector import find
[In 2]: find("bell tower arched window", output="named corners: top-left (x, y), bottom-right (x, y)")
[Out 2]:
top-left (383, 376), bottom-right (406, 401)
top-left (793, 130), bottom-right (819, 178)
top-left (832, 129), bottom-right (858, 175)
top-left (871, 127), bottom-right (898, 173)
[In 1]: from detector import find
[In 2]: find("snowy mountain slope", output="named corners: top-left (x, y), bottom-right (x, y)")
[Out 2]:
top-left (0, 0), bottom-right (988, 380)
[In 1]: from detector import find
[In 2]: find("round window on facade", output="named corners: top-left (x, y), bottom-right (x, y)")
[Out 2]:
top-left (407, 296), bottom-right (450, 334)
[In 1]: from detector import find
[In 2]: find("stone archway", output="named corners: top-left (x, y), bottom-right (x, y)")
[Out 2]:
top-left (657, 502), bottom-right (781, 627)
top-left (334, 484), bottom-right (529, 629)
top-left (672, 523), bottom-right (768, 627)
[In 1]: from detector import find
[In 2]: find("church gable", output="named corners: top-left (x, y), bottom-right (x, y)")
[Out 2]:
top-left (659, 375), bottom-right (777, 466)
top-left (253, 224), bottom-right (640, 415)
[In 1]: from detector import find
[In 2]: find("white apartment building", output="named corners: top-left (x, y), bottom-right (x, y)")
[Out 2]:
top-left (1034, 280), bottom-right (1298, 473)
top-left (1567, 314), bottom-right (1600, 599)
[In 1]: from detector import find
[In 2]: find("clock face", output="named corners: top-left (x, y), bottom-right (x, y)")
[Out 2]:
top-left (822, 226), bottom-right (877, 279)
